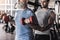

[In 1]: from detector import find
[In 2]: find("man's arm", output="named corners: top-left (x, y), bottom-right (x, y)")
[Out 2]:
top-left (20, 14), bottom-right (42, 31)
top-left (48, 11), bottom-right (56, 24)
top-left (24, 16), bottom-right (42, 30)
top-left (21, 11), bottom-right (56, 31)
top-left (29, 16), bottom-right (42, 30)
top-left (41, 11), bottom-right (56, 31)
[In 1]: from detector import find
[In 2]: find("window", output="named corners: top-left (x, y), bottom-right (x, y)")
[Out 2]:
top-left (0, 0), bottom-right (17, 16)
top-left (0, 0), bottom-right (36, 16)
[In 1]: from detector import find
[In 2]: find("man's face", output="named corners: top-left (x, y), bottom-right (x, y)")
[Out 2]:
top-left (40, 0), bottom-right (49, 8)
top-left (18, 0), bottom-right (28, 8)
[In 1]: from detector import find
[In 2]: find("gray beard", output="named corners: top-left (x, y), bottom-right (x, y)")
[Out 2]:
top-left (17, 2), bottom-right (27, 9)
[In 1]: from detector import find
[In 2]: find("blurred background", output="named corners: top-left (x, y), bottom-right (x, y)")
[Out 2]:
top-left (0, 0), bottom-right (60, 40)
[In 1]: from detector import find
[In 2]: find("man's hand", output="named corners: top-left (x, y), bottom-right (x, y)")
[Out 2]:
top-left (24, 18), bottom-right (30, 24)
top-left (21, 16), bottom-right (33, 25)
top-left (24, 16), bottom-right (33, 24)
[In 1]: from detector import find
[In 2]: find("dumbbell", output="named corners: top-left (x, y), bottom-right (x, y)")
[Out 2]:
top-left (21, 16), bottom-right (33, 25)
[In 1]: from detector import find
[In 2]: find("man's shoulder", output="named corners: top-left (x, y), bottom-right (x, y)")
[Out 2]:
top-left (27, 8), bottom-right (34, 13)
top-left (47, 8), bottom-right (54, 12)
top-left (47, 8), bottom-right (55, 14)
top-left (35, 8), bottom-right (42, 15)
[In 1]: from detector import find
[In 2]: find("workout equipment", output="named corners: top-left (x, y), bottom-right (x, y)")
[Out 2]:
top-left (21, 16), bottom-right (33, 25)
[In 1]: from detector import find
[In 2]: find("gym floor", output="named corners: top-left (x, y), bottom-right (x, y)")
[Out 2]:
top-left (0, 23), bottom-right (15, 40)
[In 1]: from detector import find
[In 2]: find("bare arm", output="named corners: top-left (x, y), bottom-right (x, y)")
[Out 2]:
top-left (24, 11), bottom-right (56, 31)
top-left (41, 11), bottom-right (56, 31)
top-left (24, 15), bottom-right (42, 31)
